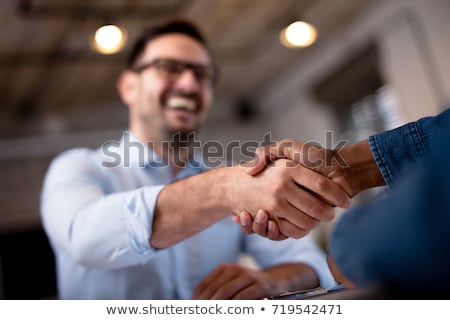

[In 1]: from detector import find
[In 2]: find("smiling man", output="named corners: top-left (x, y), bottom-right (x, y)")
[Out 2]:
top-left (40, 20), bottom-right (348, 299)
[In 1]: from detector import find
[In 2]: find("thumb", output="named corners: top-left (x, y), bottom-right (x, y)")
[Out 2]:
top-left (245, 148), bottom-right (268, 175)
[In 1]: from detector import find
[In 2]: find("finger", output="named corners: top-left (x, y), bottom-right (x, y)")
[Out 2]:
top-left (263, 201), bottom-right (312, 238)
top-left (278, 218), bottom-right (310, 239)
top-left (291, 166), bottom-right (351, 209)
top-left (232, 283), bottom-right (268, 300)
top-left (285, 181), bottom-right (336, 222)
top-left (252, 209), bottom-right (269, 236)
top-left (267, 220), bottom-right (287, 241)
top-left (240, 211), bottom-right (284, 239)
top-left (246, 143), bottom-right (284, 176)
top-left (195, 265), bottom-right (251, 299)
top-left (275, 194), bottom-right (323, 232)
top-left (192, 265), bottom-right (228, 299)
top-left (239, 211), bottom-right (254, 234)
top-left (246, 147), bottom-right (271, 176)
top-left (210, 273), bottom-right (254, 299)
top-left (246, 139), bottom-right (305, 176)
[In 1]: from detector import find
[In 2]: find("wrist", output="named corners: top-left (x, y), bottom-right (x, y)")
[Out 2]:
top-left (220, 165), bottom-right (247, 214)
top-left (339, 140), bottom-right (385, 196)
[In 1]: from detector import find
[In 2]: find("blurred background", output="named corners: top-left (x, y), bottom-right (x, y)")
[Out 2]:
top-left (1, 0), bottom-right (449, 299)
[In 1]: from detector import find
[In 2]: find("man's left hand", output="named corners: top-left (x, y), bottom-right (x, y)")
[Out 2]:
top-left (191, 263), bottom-right (278, 299)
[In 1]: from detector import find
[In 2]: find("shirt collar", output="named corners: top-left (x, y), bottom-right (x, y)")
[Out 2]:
top-left (118, 131), bottom-right (208, 174)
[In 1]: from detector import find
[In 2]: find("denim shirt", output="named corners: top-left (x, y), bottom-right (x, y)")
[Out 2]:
top-left (369, 108), bottom-right (450, 186)
top-left (330, 108), bottom-right (450, 295)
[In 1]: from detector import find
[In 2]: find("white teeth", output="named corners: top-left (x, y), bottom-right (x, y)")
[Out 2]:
top-left (166, 97), bottom-right (196, 112)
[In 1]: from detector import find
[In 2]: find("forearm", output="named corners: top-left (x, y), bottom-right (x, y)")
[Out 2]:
top-left (151, 166), bottom-right (237, 248)
top-left (264, 263), bottom-right (320, 294)
top-left (339, 140), bottom-right (385, 196)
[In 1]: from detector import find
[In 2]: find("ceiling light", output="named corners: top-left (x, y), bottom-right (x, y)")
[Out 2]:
top-left (280, 21), bottom-right (318, 49)
top-left (93, 24), bottom-right (127, 54)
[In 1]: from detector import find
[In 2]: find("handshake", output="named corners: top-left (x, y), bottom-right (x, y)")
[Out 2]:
top-left (229, 138), bottom-right (384, 240)
top-left (152, 136), bottom-right (384, 249)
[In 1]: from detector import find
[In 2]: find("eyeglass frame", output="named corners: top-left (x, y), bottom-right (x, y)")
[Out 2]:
top-left (130, 58), bottom-right (220, 86)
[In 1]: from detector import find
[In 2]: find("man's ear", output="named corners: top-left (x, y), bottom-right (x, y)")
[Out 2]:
top-left (117, 70), bottom-right (138, 107)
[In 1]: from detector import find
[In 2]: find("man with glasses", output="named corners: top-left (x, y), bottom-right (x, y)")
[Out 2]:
top-left (41, 20), bottom-right (347, 299)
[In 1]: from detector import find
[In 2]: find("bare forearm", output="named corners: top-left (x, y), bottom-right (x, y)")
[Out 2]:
top-left (265, 263), bottom-right (320, 294)
top-left (339, 140), bottom-right (385, 196)
top-left (150, 167), bottom-right (235, 249)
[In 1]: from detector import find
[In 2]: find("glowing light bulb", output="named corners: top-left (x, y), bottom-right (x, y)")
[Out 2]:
top-left (93, 24), bottom-right (126, 54)
top-left (280, 21), bottom-right (317, 48)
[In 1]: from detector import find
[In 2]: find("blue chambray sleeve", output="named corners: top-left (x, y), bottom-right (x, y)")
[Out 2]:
top-left (330, 119), bottom-right (450, 290)
top-left (368, 108), bottom-right (450, 185)
top-left (40, 149), bottom-right (165, 270)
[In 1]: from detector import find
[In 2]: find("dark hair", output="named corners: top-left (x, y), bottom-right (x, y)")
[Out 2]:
top-left (126, 19), bottom-right (208, 68)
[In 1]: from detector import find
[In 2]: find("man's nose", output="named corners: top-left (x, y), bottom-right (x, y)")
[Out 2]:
top-left (174, 68), bottom-right (201, 91)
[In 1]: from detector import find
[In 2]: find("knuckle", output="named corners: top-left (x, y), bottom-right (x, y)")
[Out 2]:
top-left (301, 216), bottom-right (320, 231)
top-left (309, 203), bottom-right (324, 218)
top-left (310, 202), bottom-right (330, 219)
top-left (314, 176), bottom-right (329, 191)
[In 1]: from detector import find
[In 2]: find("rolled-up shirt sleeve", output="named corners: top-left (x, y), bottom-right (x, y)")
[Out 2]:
top-left (40, 149), bottom-right (165, 270)
top-left (125, 185), bottom-right (165, 255)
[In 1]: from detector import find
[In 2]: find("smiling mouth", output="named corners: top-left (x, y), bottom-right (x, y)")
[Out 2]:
top-left (166, 97), bottom-right (197, 113)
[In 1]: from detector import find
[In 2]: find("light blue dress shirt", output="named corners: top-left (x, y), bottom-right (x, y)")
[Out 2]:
top-left (41, 132), bottom-right (335, 299)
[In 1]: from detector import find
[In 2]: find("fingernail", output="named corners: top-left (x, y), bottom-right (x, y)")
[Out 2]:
top-left (240, 213), bottom-right (249, 226)
top-left (268, 220), bottom-right (275, 233)
top-left (255, 210), bottom-right (266, 224)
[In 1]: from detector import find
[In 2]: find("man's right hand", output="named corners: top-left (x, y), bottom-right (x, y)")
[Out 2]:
top-left (227, 158), bottom-right (351, 239)
top-left (246, 138), bottom-right (385, 198)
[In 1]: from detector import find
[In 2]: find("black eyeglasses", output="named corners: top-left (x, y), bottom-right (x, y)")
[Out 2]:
top-left (131, 58), bottom-right (219, 85)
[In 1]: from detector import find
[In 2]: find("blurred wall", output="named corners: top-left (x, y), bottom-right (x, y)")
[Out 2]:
top-left (1, 0), bottom-right (450, 298)
top-left (203, 0), bottom-right (450, 147)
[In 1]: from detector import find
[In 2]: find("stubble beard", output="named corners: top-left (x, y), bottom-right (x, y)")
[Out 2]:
top-left (165, 125), bottom-right (198, 149)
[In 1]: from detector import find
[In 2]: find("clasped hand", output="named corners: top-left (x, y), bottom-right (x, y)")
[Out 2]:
top-left (232, 138), bottom-right (353, 240)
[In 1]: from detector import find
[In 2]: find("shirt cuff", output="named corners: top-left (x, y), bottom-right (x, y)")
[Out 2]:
top-left (125, 185), bottom-right (165, 255)
top-left (368, 122), bottom-right (426, 186)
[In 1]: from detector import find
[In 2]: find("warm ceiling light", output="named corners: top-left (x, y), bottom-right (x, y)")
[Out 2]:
top-left (93, 24), bottom-right (127, 54)
top-left (280, 21), bottom-right (318, 48)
